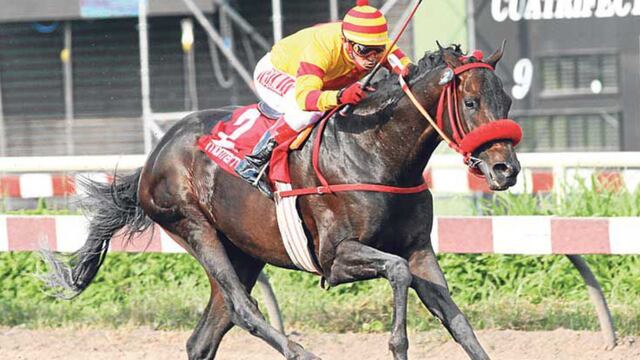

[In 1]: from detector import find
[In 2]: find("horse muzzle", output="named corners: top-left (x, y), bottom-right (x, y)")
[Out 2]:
top-left (470, 141), bottom-right (521, 191)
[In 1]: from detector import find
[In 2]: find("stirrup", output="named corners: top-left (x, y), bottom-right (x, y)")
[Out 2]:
top-left (235, 160), bottom-right (273, 199)
top-left (253, 164), bottom-right (273, 199)
top-left (253, 163), bottom-right (269, 187)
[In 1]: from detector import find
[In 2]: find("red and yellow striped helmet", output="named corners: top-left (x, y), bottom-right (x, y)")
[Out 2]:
top-left (342, 0), bottom-right (389, 46)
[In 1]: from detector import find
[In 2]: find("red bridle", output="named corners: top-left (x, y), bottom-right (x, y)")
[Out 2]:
top-left (401, 61), bottom-right (522, 165)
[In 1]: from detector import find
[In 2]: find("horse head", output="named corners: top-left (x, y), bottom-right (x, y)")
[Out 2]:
top-left (426, 42), bottom-right (522, 190)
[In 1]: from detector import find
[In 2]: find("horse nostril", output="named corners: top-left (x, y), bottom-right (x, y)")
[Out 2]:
top-left (492, 162), bottom-right (513, 177)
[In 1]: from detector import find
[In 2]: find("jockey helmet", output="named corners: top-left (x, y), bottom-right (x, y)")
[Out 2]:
top-left (342, 0), bottom-right (389, 46)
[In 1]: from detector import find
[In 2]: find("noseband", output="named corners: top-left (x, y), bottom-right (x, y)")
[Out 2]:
top-left (399, 60), bottom-right (522, 169)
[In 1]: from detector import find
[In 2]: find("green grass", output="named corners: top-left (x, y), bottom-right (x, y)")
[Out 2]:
top-left (1, 252), bottom-right (209, 329)
top-left (0, 198), bottom-right (79, 215)
top-left (2, 251), bottom-right (639, 335)
top-left (433, 195), bottom-right (476, 216)
top-left (479, 176), bottom-right (640, 217)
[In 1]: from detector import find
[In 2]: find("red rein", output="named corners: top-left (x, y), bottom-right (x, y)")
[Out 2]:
top-left (276, 59), bottom-right (523, 198)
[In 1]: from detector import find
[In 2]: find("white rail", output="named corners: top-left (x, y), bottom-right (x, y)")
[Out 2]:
top-left (1, 152), bottom-right (639, 173)
top-left (0, 155), bottom-right (147, 173)
top-left (429, 152), bottom-right (640, 169)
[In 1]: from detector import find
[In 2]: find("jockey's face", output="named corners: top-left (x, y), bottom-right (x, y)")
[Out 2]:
top-left (347, 41), bottom-right (385, 71)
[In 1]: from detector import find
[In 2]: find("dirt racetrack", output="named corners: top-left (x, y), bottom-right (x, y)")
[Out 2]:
top-left (1, 326), bottom-right (638, 359)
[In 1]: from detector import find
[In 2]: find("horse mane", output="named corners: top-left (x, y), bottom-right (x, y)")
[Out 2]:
top-left (365, 44), bottom-right (466, 107)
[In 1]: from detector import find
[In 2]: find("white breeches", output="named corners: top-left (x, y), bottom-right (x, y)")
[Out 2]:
top-left (253, 53), bottom-right (323, 132)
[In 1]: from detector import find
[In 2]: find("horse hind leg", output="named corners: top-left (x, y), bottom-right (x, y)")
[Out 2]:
top-left (187, 277), bottom-right (233, 359)
top-left (180, 218), bottom-right (319, 360)
top-left (186, 236), bottom-right (264, 359)
top-left (407, 245), bottom-right (489, 360)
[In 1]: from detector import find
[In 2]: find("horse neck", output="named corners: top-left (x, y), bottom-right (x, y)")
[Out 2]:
top-left (329, 72), bottom-right (443, 185)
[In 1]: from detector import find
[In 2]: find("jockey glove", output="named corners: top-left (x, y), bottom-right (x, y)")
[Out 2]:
top-left (338, 82), bottom-right (374, 105)
top-left (394, 65), bottom-right (411, 78)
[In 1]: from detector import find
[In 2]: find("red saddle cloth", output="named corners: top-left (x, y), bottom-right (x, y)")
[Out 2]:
top-left (197, 104), bottom-right (296, 184)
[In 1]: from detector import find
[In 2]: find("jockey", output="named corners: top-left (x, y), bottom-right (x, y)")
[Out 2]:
top-left (235, 0), bottom-right (412, 198)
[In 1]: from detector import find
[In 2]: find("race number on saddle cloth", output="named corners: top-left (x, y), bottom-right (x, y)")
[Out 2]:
top-left (197, 104), bottom-right (300, 184)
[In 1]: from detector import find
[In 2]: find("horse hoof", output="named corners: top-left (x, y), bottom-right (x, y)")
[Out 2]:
top-left (287, 351), bottom-right (321, 360)
top-left (285, 341), bottom-right (321, 360)
top-left (299, 353), bottom-right (321, 360)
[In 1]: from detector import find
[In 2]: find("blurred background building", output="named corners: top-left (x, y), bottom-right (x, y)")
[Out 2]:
top-left (0, 0), bottom-right (638, 157)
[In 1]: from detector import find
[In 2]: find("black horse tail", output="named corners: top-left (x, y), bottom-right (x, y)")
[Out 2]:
top-left (39, 168), bottom-right (153, 299)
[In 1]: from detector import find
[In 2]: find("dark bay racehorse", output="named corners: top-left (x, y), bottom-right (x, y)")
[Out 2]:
top-left (41, 45), bottom-right (520, 360)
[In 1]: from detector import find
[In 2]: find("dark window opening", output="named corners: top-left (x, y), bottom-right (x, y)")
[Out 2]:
top-left (539, 53), bottom-right (618, 97)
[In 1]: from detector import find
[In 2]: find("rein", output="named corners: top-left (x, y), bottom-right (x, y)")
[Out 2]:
top-left (276, 59), bottom-right (522, 199)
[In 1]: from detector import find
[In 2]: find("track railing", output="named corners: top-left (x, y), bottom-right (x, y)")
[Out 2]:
top-left (2, 215), bottom-right (635, 348)
top-left (2, 152), bottom-right (640, 173)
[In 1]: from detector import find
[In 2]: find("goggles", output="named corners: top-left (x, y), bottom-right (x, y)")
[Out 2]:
top-left (350, 42), bottom-right (386, 59)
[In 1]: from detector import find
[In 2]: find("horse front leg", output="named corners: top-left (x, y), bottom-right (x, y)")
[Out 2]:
top-left (327, 240), bottom-right (413, 360)
top-left (407, 244), bottom-right (490, 360)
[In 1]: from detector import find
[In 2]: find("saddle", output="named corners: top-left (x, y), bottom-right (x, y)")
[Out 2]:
top-left (197, 103), bottom-right (310, 185)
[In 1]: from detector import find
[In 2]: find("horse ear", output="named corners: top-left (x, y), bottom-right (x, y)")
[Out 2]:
top-left (486, 40), bottom-right (507, 68)
top-left (436, 41), bottom-right (462, 68)
top-left (441, 48), bottom-right (462, 68)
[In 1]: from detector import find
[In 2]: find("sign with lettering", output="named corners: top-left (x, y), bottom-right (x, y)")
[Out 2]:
top-left (472, 0), bottom-right (640, 151)
top-left (80, 0), bottom-right (139, 18)
top-left (490, 0), bottom-right (640, 22)
top-left (491, 0), bottom-right (640, 21)
top-left (473, 0), bottom-right (639, 106)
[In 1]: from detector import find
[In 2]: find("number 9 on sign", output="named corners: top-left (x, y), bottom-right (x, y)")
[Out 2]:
top-left (511, 58), bottom-right (532, 100)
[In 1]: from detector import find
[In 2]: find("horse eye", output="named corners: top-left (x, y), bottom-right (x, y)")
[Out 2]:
top-left (464, 99), bottom-right (477, 109)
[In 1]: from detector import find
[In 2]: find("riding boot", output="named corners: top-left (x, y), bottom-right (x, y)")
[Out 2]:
top-left (234, 116), bottom-right (297, 199)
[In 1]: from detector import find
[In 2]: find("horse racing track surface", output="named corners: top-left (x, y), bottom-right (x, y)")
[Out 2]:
top-left (1, 327), bottom-right (638, 360)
